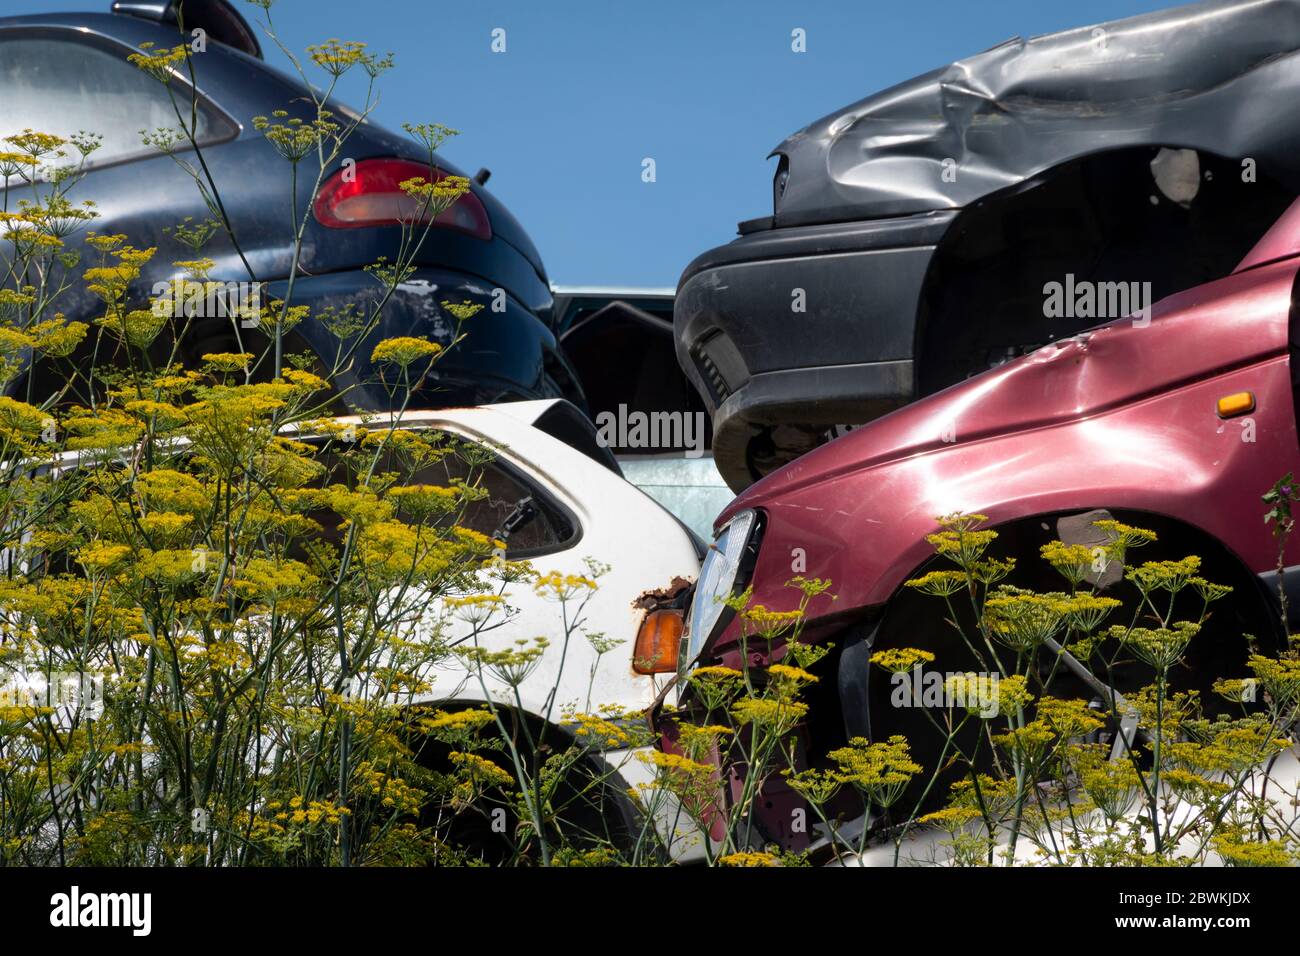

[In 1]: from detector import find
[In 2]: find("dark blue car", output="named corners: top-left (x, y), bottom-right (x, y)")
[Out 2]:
top-left (0, 0), bottom-right (583, 411)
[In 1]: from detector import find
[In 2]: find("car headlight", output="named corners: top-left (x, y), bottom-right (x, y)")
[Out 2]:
top-left (682, 509), bottom-right (761, 666)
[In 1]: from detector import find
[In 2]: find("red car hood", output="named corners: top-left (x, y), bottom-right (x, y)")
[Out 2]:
top-left (722, 262), bottom-right (1294, 525)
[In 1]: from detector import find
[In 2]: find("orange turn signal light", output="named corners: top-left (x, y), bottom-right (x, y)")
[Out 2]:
top-left (633, 608), bottom-right (684, 674)
top-left (1216, 391), bottom-right (1255, 418)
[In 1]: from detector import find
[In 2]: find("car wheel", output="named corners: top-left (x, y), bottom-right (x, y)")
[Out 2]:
top-left (854, 512), bottom-right (1281, 813)
top-left (414, 714), bottom-right (643, 865)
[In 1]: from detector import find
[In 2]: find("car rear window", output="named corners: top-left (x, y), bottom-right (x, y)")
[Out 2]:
top-left (308, 434), bottom-right (577, 559)
top-left (0, 31), bottom-right (237, 172)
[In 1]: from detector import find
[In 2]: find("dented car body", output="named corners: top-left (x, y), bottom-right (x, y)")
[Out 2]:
top-left (674, 194), bottom-right (1300, 854)
top-left (676, 0), bottom-right (1300, 490)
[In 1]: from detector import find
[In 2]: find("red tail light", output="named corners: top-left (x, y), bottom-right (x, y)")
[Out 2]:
top-left (313, 158), bottom-right (492, 240)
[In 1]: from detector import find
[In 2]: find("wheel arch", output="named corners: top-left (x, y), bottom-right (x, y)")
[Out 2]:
top-left (836, 505), bottom-right (1285, 749)
top-left (406, 697), bottom-right (645, 833)
top-left (876, 505), bottom-right (1282, 633)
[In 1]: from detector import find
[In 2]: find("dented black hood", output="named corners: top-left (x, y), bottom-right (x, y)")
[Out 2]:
top-left (771, 0), bottom-right (1300, 228)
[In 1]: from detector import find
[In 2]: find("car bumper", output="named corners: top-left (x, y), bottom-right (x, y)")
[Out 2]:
top-left (673, 211), bottom-right (955, 490)
top-left (266, 266), bottom-right (578, 411)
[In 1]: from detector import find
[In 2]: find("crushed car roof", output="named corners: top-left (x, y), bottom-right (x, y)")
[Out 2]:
top-left (772, 0), bottom-right (1300, 227)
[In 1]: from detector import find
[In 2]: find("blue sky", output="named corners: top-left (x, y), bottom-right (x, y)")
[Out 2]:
top-left (12, 0), bottom-right (1182, 285)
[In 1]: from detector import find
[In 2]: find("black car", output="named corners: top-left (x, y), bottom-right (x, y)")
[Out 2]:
top-left (1, 0), bottom-right (583, 412)
top-left (675, 0), bottom-right (1300, 490)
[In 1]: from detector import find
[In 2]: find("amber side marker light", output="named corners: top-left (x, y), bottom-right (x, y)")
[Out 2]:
top-left (1217, 392), bottom-right (1256, 418)
top-left (633, 609), bottom-right (684, 674)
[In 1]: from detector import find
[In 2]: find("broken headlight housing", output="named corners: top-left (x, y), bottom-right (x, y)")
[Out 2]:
top-left (682, 509), bottom-right (761, 667)
top-left (772, 155), bottom-right (790, 212)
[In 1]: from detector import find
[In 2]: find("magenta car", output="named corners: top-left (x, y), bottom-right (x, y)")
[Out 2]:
top-left (678, 196), bottom-right (1300, 851)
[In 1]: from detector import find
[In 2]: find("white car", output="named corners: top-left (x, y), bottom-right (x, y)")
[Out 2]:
top-left (23, 399), bottom-right (704, 861)
top-left (248, 399), bottom-right (703, 859)
top-left (372, 401), bottom-right (705, 853)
